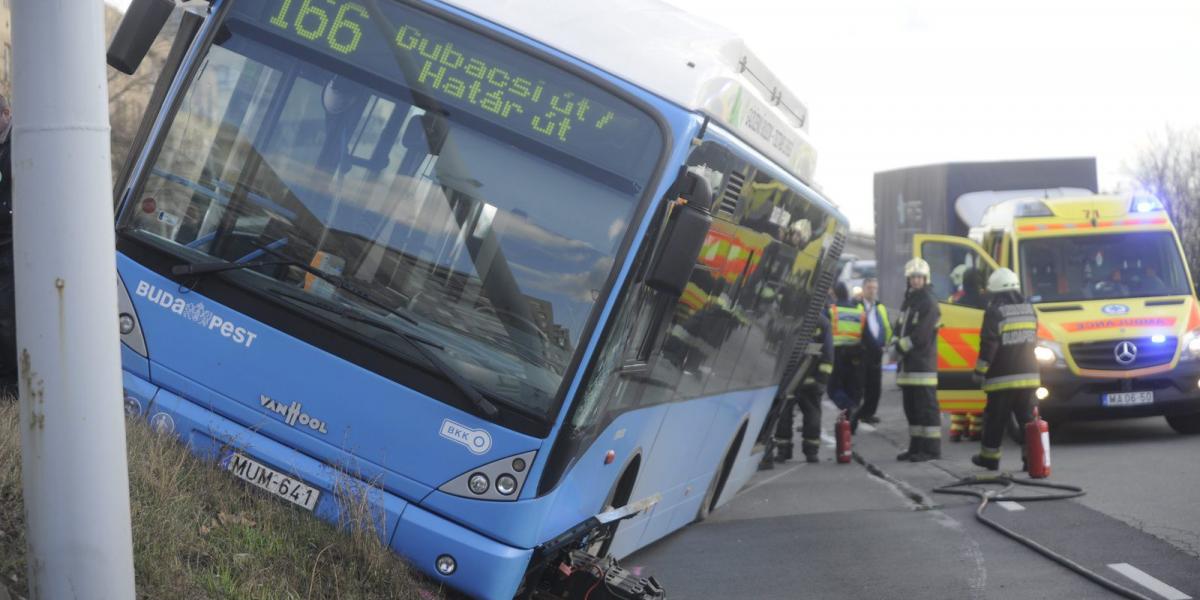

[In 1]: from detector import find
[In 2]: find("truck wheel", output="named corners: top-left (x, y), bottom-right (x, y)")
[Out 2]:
top-left (1166, 413), bottom-right (1200, 434)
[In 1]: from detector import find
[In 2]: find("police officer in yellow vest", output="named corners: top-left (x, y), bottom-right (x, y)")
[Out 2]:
top-left (829, 282), bottom-right (865, 427)
top-left (971, 268), bottom-right (1040, 470)
top-left (855, 277), bottom-right (892, 426)
top-left (896, 258), bottom-right (942, 462)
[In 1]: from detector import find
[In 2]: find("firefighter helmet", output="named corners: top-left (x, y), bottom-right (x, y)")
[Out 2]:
top-left (904, 258), bottom-right (931, 279)
top-left (987, 268), bottom-right (1020, 293)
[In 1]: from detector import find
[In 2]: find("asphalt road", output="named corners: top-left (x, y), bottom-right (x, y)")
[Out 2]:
top-left (628, 373), bottom-right (1200, 599)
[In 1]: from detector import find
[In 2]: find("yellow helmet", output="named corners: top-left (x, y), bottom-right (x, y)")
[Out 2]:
top-left (904, 258), bottom-right (931, 279)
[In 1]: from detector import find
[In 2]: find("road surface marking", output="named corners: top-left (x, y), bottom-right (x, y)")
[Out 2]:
top-left (858, 422), bottom-right (877, 433)
top-left (742, 464), bottom-right (803, 496)
top-left (1107, 563), bottom-right (1191, 600)
top-left (995, 501), bottom-right (1025, 511)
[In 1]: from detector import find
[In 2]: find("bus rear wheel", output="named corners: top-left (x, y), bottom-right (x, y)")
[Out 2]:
top-left (1166, 412), bottom-right (1200, 434)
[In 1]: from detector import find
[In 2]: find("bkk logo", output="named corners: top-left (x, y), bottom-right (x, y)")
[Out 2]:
top-left (439, 419), bottom-right (492, 455)
top-left (135, 281), bottom-right (258, 348)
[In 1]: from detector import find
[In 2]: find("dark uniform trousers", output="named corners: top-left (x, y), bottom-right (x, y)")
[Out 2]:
top-left (0, 243), bottom-right (15, 380)
top-left (980, 388), bottom-right (1035, 458)
top-left (859, 344), bottom-right (883, 419)
top-left (901, 385), bottom-right (941, 443)
top-left (777, 384), bottom-right (822, 458)
top-left (829, 347), bottom-right (863, 413)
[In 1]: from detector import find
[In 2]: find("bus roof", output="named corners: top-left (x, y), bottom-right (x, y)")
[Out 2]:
top-left (442, 0), bottom-right (820, 184)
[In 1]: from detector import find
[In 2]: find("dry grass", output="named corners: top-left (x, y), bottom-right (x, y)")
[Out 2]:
top-left (0, 397), bottom-right (442, 599)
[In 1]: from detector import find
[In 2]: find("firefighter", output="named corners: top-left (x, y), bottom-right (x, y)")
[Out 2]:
top-left (829, 282), bottom-right (865, 429)
top-left (775, 311), bottom-right (833, 463)
top-left (971, 268), bottom-right (1040, 470)
top-left (855, 277), bottom-right (891, 426)
top-left (895, 258), bottom-right (942, 462)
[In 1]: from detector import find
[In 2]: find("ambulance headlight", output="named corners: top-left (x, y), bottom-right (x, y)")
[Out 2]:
top-left (1035, 340), bottom-right (1065, 367)
top-left (1181, 330), bottom-right (1200, 361)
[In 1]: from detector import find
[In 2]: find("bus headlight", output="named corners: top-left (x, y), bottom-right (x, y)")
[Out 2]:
top-left (438, 450), bottom-right (537, 501)
top-left (1035, 340), bottom-right (1065, 367)
top-left (1180, 330), bottom-right (1200, 361)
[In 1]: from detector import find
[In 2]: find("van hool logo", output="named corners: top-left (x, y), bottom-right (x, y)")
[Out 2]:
top-left (135, 280), bottom-right (258, 348)
top-left (260, 394), bottom-right (328, 434)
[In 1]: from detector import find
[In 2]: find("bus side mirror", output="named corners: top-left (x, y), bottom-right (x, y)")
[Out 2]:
top-left (644, 171), bottom-right (713, 297)
top-left (107, 0), bottom-right (174, 75)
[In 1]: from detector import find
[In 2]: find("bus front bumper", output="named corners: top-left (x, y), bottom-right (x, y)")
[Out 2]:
top-left (1036, 361), bottom-right (1200, 421)
top-left (122, 370), bottom-right (532, 600)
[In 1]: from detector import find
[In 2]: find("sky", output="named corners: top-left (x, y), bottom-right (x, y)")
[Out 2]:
top-left (668, 0), bottom-right (1200, 231)
top-left (106, 0), bottom-right (1200, 232)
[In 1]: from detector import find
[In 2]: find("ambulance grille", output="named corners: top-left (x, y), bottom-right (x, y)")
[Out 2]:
top-left (1069, 337), bottom-right (1177, 370)
top-left (718, 171), bottom-right (745, 216)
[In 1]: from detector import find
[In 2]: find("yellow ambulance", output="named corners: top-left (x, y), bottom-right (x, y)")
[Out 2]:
top-left (913, 192), bottom-right (1200, 434)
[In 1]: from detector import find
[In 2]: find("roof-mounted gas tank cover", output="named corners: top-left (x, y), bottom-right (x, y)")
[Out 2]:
top-left (107, 0), bottom-right (174, 74)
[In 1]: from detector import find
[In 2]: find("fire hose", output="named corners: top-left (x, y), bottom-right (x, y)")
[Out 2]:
top-left (933, 474), bottom-right (1154, 600)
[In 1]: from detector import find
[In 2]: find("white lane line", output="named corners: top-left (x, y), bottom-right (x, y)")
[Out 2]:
top-left (857, 422), bottom-right (877, 433)
top-left (742, 464), bottom-right (803, 496)
top-left (1107, 563), bottom-right (1191, 600)
top-left (995, 501), bottom-right (1025, 512)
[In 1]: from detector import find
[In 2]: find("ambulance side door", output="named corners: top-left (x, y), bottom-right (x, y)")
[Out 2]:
top-left (913, 234), bottom-right (1000, 415)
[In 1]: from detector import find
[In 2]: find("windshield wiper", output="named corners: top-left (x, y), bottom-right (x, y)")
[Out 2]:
top-left (172, 250), bottom-right (418, 327)
top-left (263, 286), bottom-right (499, 418)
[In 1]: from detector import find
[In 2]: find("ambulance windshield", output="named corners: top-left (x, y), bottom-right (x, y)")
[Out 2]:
top-left (1020, 232), bottom-right (1192, 303)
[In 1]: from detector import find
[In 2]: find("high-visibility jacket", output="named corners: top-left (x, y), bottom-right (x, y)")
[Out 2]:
top-left (974, 291), bottom-right (1041, 392)
top-left (857, 300), bottom-right (893, 349)
top-left (895, 286), bottom-right (940, 387)
top-left (830, 303), bottom-right (865, 348)
top-left (803, 313), bottom-right (835, 387)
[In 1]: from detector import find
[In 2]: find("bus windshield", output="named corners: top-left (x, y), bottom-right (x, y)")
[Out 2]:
top-left (1020, 231), bottom-right (1192, 303)
top-left (118, 0), bottom-right (664, 418)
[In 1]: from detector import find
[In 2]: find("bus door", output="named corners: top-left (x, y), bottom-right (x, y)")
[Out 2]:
top-left (913, 234), bottom-right (999, 416)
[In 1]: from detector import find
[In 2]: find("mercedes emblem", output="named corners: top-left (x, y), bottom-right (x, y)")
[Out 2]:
top-left (1114, 341), bottom-right (1138, 366)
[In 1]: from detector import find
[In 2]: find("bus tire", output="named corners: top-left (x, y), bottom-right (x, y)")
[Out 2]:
top-left (696, 422), bottom-right (747, 523)
top-left (1166, 412), bottom-right (1200, 434)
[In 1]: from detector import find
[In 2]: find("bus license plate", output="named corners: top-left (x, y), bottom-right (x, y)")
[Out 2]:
top-left (1102, 391), bottom-right (1154, 407)
top-left (225, 452), bottom-right (320, 511)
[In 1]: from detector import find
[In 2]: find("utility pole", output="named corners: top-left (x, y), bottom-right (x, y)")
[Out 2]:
top-left (12, 0), bottom-right (137, 597)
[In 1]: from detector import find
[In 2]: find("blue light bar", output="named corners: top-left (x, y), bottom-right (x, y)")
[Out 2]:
top-left (1131, 193), bottom-right (1165, 213)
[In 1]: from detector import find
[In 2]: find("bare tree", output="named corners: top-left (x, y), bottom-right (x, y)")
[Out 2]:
top-left (1131, 126), bottom-right (1200, 284)
top-left (105, 5), bottom-right (178, 177)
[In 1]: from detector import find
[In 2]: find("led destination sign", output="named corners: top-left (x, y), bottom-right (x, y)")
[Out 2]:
top-left (233, 0), bottom-right (660, 181)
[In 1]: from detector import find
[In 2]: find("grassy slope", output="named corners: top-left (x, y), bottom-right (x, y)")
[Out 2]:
top-left (0, 399), bottom-right (441, 599)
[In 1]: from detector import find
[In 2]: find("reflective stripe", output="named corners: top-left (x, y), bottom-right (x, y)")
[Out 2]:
top-left (803, 377), bottom-right (817, 385)
top-left (802, 438), bottom-right (820, 445)
top-left (974, 359), bottom-right (989, 374)
top-left (897, 371), bottom-right (938, 386)
top-left (818, 362), bottom-right (833, 374)
top-left (980, 447), bottom-right (1002, 459)
top-left (897, 337), bottom-right (913, 352)
top-left (909, 426), bottom-right (921, 437)
top-left (982, 373), bottom-right (1041, 392)
top-left (1000, 321), bottom-right (1037, 333)
top-left (917, 426), bottom-right (942, 439)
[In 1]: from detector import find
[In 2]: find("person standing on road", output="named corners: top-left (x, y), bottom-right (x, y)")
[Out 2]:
top-left (971, 268), bottom-right (1040, 471)
top-left (775, 311), bottom-right (833, 463)
top-left (856, 277), bottom-right (891, 426)
top-left (895, 258), bottom-right (942, 462)
top-left (829, 281), bottom-right (865, 429)
top-left (0, 94), bottom-right (15, 389)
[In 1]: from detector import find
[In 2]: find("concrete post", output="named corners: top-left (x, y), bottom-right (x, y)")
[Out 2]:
top-left (12, 0), bottom-right (137, 597)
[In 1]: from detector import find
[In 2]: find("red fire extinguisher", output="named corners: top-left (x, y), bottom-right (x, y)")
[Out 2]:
top-left (1025, 407), bottom-right (1051, 479)
top-left (836, 411), bottom-right (852, 464)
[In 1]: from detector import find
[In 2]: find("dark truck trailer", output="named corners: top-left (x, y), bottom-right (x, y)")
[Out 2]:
top-left (873, 157), bottom-right (1098, 311)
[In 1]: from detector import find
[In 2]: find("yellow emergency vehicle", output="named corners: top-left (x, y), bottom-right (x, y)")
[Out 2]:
top-left (913, 192), bottom-right (1200, 434)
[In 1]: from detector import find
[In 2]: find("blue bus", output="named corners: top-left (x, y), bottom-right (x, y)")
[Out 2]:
top-left (109, 0), bottom-right (848, 597)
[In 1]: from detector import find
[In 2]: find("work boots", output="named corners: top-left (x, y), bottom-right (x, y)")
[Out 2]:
top-left (971, 454), bottom-right (1000, 471)
top-left (909, 438), bottom-right (942, 462)
top-left (896, 437), bottom-right (917, 461)
top-left (775, 441), bottom-right (794, 462)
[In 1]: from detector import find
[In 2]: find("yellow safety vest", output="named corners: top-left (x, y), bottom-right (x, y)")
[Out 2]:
top-left (831, 304), bottom-right (864, 347)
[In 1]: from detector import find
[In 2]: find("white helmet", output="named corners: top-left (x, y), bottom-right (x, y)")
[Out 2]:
top-left (949, 264), bottom-right (968, 287)
top-left (904, 258), bottom-right (931, 279)
top-left (987, 268), bottom-right (1020, 293)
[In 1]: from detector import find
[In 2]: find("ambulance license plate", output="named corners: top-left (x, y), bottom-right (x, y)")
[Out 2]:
top-left (1102, 391), bottom-right (1154, 407)
top-left (225, 452), bottom-right (320, 511)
